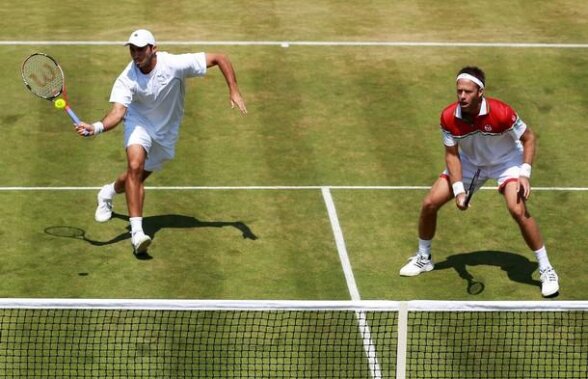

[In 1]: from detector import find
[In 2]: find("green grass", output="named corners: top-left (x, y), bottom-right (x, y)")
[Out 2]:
top-left (4, 45), bottom-right (588, 188)
top-left (3, 44), bottom-right (587, 301)
top-left (0, 0), bottom-right (586, 302)
top-left (2, 1), bottom-right (588, 42)
top-left (0, 1), bottom-right (587, 377)
top-left (0, 189), bottom-right (352, 299)
top-left (336, 189), bottom-right (588, 300)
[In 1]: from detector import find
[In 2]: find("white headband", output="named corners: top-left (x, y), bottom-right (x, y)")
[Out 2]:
top-left (456, 73), bottom-right (485, 89)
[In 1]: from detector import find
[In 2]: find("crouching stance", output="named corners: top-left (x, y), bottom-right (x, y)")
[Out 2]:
top-left (400, 66), bottom-right (559, 297)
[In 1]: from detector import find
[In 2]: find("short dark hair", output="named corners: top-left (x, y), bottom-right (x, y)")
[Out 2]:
top-left (458, 66), bottom-right (486, 88)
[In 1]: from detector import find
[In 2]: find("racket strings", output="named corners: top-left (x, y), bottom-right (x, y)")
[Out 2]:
top-left (22, 55), bottom-right (64, 99)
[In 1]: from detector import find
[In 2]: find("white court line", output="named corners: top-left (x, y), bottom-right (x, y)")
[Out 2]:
top-left (1, 40), bottom-right (588, 48)
top-left (1, 185), bottom-right (588, 191)
top-left (321, 187), bottom-right (382, 379)
top-left (321, 187), bottom-right (361, 300)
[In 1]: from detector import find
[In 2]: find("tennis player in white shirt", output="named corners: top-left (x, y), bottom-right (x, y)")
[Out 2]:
top-left (76, 29), bottom-right (247, 256)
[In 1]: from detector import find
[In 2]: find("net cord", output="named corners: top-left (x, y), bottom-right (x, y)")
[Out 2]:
top-left (0, 298), bottom-right (586, 311)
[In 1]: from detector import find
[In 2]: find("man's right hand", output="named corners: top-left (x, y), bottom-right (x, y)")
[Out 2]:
top-left (455, 192), bottom-right (468, 211)
top-left (75, 122), bottom-right (95, 137)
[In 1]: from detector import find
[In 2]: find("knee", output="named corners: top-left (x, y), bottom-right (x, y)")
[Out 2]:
top-left (127, 159), bottom-right (144, 177)
top-left (507, 203), bottom-right (531, 223)
top-left (421, 195), bottom-right (442, 214)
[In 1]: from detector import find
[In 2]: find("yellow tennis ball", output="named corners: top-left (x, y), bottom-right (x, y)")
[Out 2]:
top-left (54, 98), bottom-right (66, 110)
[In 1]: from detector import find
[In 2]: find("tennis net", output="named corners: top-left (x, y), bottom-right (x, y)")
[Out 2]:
top-left (0, 299), bottom-right (585, 378)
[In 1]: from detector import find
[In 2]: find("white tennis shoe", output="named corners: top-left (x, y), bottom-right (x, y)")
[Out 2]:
top-left (400, 254), bottom-right (434, 276)
top-left (132, 232), bottom-right (152, 254)
top-left (539, 267), bottom-right (559, 297)
top-left (94, 186), bottom-right (113, 223)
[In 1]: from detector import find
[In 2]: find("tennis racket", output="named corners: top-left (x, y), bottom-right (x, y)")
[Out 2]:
top-left (21, 52), bottom-right (81, 125)
top-left (464, 168), bottom-right (481, 207)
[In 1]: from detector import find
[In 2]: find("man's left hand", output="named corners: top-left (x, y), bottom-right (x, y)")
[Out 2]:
top-left (517, 176), bottom-right (531, 200)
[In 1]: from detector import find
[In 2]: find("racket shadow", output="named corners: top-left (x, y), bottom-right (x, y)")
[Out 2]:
top-left (44, 225), bottom-right (126, 246)
top-left (434, 250), bottom-right (541, 294)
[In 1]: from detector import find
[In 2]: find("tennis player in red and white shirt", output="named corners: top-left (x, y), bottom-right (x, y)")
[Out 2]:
top-left (400, 66), bottom-right (559, 297)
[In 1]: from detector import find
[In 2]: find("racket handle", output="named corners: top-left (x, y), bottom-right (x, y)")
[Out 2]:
top-left (64, 105), bottom-right (81, 125)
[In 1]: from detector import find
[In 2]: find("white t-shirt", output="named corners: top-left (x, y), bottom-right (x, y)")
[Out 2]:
top-left (110, 52), bottom-right (207, 151)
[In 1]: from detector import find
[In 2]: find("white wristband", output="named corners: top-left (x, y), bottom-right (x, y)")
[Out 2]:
top-left (452, 181), bottom-right (466, 197)
top-left (520, 163), bottom-right (532, 178)
top-left (92, 121), bottom-right (105, 135)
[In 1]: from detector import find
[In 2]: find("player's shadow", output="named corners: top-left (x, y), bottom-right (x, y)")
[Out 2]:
top-left (48, 213), bottom-right (258, 260)
top-left (115, 212), bottom-right (257, 240)
top-left (434, 250), bottom-right (541, 294)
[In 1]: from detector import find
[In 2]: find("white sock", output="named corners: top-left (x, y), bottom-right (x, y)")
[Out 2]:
top-left (99, 183), bottom-right (117, 199)
top-left (534, 246), bottom-right (552, 271)
top-left (418, 238), bottom-right (432, 258)
top-left (129, 217), bottom-right (144, 235)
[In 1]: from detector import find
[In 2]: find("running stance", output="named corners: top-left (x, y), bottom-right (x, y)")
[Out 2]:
top-left (76, 29), bottom-right (247, 255)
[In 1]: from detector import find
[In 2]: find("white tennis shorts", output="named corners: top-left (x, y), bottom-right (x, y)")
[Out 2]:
top-left (443, 155), bottom-right (524, 193)
top-left (124, 126), bottom-right (174, 172)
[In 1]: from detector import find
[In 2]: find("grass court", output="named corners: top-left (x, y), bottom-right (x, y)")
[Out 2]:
top-left (0, 1), bottom-right (587, 376)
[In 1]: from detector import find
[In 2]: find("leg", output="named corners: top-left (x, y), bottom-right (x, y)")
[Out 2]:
top-left (113, 169), bottom-right (152, 195)
top-left (125, 144), bottom-right (152, 254)
top-left (502, 181), bottom-right (543, 250)
top-left (125, 144), bottom-right (147, 218)
top-left (419, 176), bottom-right (454, 240)
top-left (400, 177), bottom-right (453, 276)
top-left (502, 181), bottom-right (559, 296)
top-left (94, 157), bottom-right (152, 223)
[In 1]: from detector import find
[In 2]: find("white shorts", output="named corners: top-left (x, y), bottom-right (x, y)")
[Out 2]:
top-left (443, 156), bottom-right (523, 194)
top-left (125, 126), bottom-right (174, 172)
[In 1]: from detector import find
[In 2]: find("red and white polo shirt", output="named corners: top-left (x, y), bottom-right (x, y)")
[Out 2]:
top-left (440, 97), bottom-right (527, 167)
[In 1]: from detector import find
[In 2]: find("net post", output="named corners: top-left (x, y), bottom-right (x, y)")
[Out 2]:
top-left (396, 301), bottom-right (408, 379)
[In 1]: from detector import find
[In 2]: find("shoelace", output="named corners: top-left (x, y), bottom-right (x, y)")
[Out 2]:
top-left (541, 269), bottom-right (557, 281)
top-left (409, 256), bottom-right (429, 268)
top-left (99, 198), bottom-right (112, 210)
